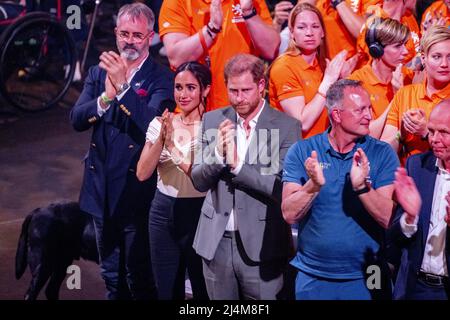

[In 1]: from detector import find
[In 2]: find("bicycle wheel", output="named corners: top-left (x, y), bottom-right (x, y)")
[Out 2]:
top-left (0, 12), bottom-right (76, 112)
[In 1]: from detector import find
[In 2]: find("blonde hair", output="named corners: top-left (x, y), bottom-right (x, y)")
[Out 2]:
top-left (421, 25), bottom-right (450, 56)
top-left (366, 17), bottom-right (410, 47)
top-left (285, 2), bottom-right (327, 71)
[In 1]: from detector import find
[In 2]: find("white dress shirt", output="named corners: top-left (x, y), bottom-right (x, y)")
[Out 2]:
top-left (400, 159), bottom-right (450, 276)
top-left (214, 100), bottom-right (266, 231)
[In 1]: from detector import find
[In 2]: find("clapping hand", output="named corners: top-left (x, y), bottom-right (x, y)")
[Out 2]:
top-left (391, 64), bottom-right (404, 93)
top-left (394, 167), bottom-right (422, 224)
top-left (305, 150), bottom-right (325, 191)
top-left (402, 109), bottom-right (428, 137)
top-left (350, 148), bottom-right (370, 191)
top-left (157, 109), bottom-right (170, 144)
top-left (217, 119), bottom-right (238, 168)
top-left (210, 0), bottom-right (223, 30)
top-left (99, 51), bottom-right (127, 91)
top-left (273, 1), bottom-right (294, 30)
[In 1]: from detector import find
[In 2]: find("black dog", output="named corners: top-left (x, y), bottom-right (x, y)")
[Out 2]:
top-left (15, 201), bottom-right (98, 300)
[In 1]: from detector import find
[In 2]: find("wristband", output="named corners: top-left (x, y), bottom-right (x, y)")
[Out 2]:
top-left (242, 7), bottom-right (257, 20)
top-left (207, 22), bottom-right (221, 34)
top-left (101, 92), bottom-right (113, 105)
top-left (205, 28), bottom-right (214, 39)
top-left (354, 185), bottom-right (370, 195)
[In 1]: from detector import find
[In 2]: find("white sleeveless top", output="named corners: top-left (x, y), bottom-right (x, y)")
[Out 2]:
top-left (146, 117), bottom-right (206, 198)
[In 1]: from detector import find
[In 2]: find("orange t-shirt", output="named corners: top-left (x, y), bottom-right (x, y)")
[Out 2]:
top-left (348, 64), bottom-right (394, 118)
top-left (348, 64), bottom-right (413, 118)
top-left (316, 0), bottom-right (379, 59)
top-left (357, 6), bottom-right (421, 67)
top-left (386, 81), bottom-right (450, 162)
top-left (421, 1), bottom-right (450, 34)
top-left (269, 53), bottom-right (328, 138)
top-left (159, 0), bottom-right (273, 111)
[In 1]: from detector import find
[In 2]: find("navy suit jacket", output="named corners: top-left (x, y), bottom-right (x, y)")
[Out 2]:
top-left (388, 151), bottom-right (450, 299)
top-left (70, 57), bottom-right (174, 218)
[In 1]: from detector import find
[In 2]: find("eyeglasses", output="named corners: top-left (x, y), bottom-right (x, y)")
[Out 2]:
top-left (115, 30), bottom-right (152, 43)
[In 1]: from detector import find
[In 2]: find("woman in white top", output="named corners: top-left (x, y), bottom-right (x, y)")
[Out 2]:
top-left (137, 61), bottom-right (211, 300)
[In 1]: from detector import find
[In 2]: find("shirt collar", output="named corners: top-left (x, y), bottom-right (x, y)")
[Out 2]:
top-left (128, 53), bottom-right (149, 78)
top-left (284, 53), bottom-right (319, 71)
top-left (320, 127), bottom-right (369, 159)
top-left (236, 99), bottom-right (265, 129)
top-left (418, 79), bottom-right (450, 100)
top-left (435, 158), bottom-right (450, 176)
top-left (365, 65), bottom-right (385, 86)
top-left (135, 53), bottom-right (149, 72)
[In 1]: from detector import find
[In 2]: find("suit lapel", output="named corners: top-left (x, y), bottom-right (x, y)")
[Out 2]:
top-left (419, 153), bottom-right (438, 251)
top-left (129, 56), bottom-right (154, 93)
top-left (107, 57), bottom-right (154, 143)
top-left (222, 106), bottom-right (236, 123)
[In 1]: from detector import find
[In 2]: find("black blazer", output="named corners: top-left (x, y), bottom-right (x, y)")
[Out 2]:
top-left (388, 151), bottom-right (450, 299)
top-left (70, 57), bottom-right (174, 218)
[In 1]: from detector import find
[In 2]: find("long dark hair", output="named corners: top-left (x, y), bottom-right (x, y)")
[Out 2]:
top-left (175, 61), bottom-right (212, 117)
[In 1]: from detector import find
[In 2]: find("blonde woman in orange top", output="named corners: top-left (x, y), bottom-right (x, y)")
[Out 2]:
top-left (381, 26), bottom-right (450, 164)
top-left (269, 2), bottom-right (348, 138)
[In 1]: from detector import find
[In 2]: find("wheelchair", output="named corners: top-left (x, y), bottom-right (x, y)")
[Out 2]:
top-left (0, 1), bottom-right (99, 112)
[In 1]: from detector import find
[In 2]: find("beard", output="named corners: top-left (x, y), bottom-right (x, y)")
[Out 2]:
top-left (118, 43), bottom-right (141, 61)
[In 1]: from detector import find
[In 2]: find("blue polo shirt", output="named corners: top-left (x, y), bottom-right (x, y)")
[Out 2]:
top-left (282, 130), bottom-right (399, 279)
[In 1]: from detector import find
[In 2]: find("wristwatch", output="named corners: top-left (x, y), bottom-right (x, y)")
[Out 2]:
top-left (117, 82), bottom-right (130, 96)
top-left (354, 184), bottom-right (371, 195)
top-left (331, 0), bottom-right (345, 9)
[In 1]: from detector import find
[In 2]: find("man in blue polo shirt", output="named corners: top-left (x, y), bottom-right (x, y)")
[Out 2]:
top-left (281, 79), bottom-right (399, 300)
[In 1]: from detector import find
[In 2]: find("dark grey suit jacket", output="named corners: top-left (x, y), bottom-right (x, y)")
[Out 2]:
top-left (191, 103), bottom-right (301, 263)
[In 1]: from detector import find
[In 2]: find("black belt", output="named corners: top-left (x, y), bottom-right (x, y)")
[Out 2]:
top-left (223, 230), bottom-right (237, 238)
top-left (418, 271), bottom-right (449, 287)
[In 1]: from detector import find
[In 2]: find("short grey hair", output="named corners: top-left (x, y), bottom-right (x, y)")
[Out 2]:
top-left (117, 3), bottom-right (155, 31)
top-left (325, 79), bottom-right (363, 115)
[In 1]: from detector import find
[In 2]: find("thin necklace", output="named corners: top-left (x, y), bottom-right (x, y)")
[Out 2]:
top-left (180, 115), bottom-right (197, 126)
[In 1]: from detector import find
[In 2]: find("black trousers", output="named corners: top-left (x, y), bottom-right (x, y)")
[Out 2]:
top-left (93, 213), bottom-right (156, 300)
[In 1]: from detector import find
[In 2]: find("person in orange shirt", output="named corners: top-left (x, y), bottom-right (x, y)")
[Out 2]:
top-left (273, 0), bottom-right (376, 59)
top-left (269, 2), bottom-right (347, 138)
top-left (316, 0), bottom-right (377, 59)
top-left (357, 0), bottom-right (421, 69)
top-left (421, 0), bottom-right (450, 34)
top-left (159, 0), bottom-right (279, 111)
top-left (349, 18), bottom-right (410, 122)
top-left (381, 26), bottom-right (450, 164)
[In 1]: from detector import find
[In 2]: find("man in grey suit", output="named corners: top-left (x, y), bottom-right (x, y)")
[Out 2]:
top-left (191, 53), bottom-right (301, 300)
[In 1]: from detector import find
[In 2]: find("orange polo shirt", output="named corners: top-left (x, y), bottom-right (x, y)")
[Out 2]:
top-left (269, 53), bottom-right (328, 138)
top-left (357, 6), bottom-right (421, 67)
top-left (316, 0), bottom-right (380, 59)
top-left (421, 1), bottom-right (450, 34)
top-left (348, 64), bottom-right (413, 118)
top-left (159, 0), bottom-right (273, 111)
top-left (386, 81), bottom-right (450, 162)
top-left (348, 64), bottom-right (394, 118)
